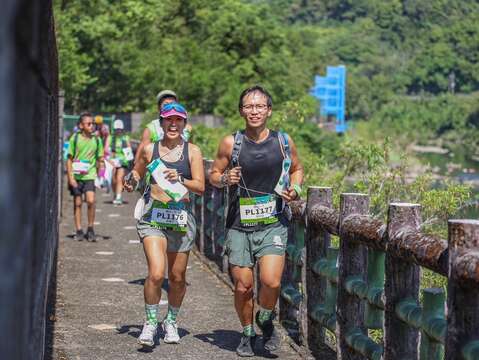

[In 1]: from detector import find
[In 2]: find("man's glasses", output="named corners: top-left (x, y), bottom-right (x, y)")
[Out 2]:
top-left (242, 104), bottom-right (269, 112)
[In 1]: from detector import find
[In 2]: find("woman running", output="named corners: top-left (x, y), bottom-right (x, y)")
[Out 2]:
top-left (124, 102), bottom-right (204, 347)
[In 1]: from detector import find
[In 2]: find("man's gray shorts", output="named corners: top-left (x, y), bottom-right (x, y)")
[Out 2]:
top-left (223, 223), bottom-right (288, 267)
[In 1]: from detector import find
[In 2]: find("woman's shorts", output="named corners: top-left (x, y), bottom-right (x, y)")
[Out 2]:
top-left (136, 211), bottom-right (196, 253)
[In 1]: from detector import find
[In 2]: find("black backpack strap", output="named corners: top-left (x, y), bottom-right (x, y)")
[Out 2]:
top-left (111, 134), bottom-right (116, 153)
top-left (152, 141), bottom-right (160, 161)
top-left (72, 132), bottom-right (79, 159)
top-left (278, 131), bottom-right (291, 160)
top-left (231, 131), bottom-right (244, 167)
top-left (95, 136), bottom-right (100, 159)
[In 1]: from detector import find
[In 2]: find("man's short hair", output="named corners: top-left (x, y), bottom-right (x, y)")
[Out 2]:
top-left (78, 111), bottom-right (93, 124)
top-left (238, 85), bottom-right (273, 111)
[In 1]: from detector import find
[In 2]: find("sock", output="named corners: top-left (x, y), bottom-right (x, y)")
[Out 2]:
top-left (165, 305), bottom-right (180, 323)
top-left (87, 226), bottom-right (94, 233)
top-left (115, 193), bottom-right (121, 200)
top-left (145, 303), bottom-right (159, 325)
top-left (243, 324), bottom-right (256, 337)
top-left (76, 229), bottom-right (84, 235)
top-left (258, 306), bottom-right (273, 324)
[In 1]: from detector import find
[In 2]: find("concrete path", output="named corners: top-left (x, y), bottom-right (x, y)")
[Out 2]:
top-left (52, 186), bottom-right (303, 359)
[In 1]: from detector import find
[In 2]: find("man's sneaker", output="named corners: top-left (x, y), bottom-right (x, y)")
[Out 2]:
top-left (112, 198), bottom-right (123, 206)
top-left (162, 319), bottom-right (180, 344)
top-left (85, 228), bottom-right (97, 242)
top-left (73, 229), bottom-right (84, 241)
top-left (255, 311), bottom-right (281, 351)
top-left (236, 334), bottom-right (255, 357)
top-left (138, 322), bottom-right (157, 347)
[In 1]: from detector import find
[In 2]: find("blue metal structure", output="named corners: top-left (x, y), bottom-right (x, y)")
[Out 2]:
top-left (310, 65), bottom-right (347, 133)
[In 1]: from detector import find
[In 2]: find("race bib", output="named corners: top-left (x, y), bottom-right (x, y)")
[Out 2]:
top-left (72, 160), bottom-right (90, 175)
top-left (122, 147), bottom-right (134, 161)
top-left (240, 194), bottom-right (278, 226)
top-left (150, 201), bottom-right (188, 232)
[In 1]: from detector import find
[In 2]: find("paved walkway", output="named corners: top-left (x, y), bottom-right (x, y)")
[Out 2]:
top-left (52, 185), bottom-right (303, 359)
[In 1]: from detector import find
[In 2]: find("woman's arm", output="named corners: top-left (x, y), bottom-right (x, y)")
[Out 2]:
top-left (184, 143), bottom-right (205, 195)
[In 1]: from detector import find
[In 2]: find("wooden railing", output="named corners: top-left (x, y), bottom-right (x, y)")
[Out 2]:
top-left (193, 160), bottom-right (479, 360)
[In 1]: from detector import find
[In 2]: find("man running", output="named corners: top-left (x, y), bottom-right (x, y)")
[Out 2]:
top-left (124, 102), bottom-right (205, 348)
top-left (134, 90), bottom-right (192, 164)
top-left (210, 85), bottom-right (303, 357)
top-left (66, 112), bottom-right (105, 241)
top-left (110, 119), bottom-right (133, 205)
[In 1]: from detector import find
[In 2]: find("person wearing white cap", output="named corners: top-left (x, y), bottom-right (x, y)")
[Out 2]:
top-left (134, 90), bottom-right (193, 165)
top-left (110, 119), bottom-right (132, 205)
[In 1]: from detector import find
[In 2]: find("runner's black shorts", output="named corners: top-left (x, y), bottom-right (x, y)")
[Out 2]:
top-left (69, 180), bottom-right (95, 196)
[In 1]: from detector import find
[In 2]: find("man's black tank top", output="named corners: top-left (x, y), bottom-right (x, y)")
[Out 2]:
top-left (226, 130), bottom-right (286, 231)
top-left (150, 141), bottom-right (192, 184)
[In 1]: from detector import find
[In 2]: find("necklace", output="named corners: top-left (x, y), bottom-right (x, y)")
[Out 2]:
top-left (244, 128), bottom-right (269, 143)
top-left (159, 141), bottom-right (184, 162)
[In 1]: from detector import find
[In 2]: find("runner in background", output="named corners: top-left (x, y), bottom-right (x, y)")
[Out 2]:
top-left (124, 102), bottom-right (205, 348)
top-left (110, 119), bottom-right (133, 205)
top-left (66, 112), bottom-right (105, 242)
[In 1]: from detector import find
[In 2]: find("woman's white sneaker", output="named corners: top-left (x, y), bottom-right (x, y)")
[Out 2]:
top-left (162, 320), bottom-right (180, 344)
top-left (138, 322), bottom-right (157, 347)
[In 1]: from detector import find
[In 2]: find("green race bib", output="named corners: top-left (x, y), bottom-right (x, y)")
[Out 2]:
top-left (148, 200), bottom-right (188, 232)
top-left (239, 194), bottom-right (278, 226)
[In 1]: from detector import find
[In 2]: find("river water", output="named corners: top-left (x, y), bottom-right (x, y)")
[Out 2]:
top-left (417, 150), bottom-right (479, 219)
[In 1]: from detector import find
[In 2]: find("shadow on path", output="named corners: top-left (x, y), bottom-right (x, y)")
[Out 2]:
top-left (195, 330), bottom-right (279, 359)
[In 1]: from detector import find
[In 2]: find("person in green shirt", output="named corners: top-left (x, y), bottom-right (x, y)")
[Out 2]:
top-left (66, 112), bottom-right (105, 241)
top-left (110, 119), bottom-right (132, 205)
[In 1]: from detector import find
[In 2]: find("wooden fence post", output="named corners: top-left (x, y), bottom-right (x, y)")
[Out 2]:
top-left (445, 219), bottom-right (479, 360)
top-left (384, 203), bottom-right (421, 360)
top-left (305, 186), bottom-right (332, 355)
top-left (337, 193), bottom-right (369, 360)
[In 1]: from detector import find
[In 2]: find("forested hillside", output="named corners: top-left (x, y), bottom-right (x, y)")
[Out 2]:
top-left (56, 0), bottom-right (478, 153)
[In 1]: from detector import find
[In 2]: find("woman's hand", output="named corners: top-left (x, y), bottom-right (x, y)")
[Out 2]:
top-left (163, 168), bottom-right (180, 182)
top-left (123, 170), bottom-right (141, 192)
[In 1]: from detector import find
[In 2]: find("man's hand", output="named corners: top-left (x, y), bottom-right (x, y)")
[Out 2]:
top-left (281, 186), bottom-right (299, 203)
top-left (68, 177), bottom-right (78, 189)
top-left (224, 166), bottom-right (242, 186)
top-left (124, 171), bottom-right (140, 192)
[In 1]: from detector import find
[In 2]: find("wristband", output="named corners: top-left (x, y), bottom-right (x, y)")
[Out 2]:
top-left (220, 172), bottom-right (228, 187)
top-left (178, 175), bottom-right (185, 184)
top-left (292, 184), bottom-right (302, 198)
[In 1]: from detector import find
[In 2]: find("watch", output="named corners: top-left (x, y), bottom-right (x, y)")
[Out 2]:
top-left (178, 175), bottom-right (185, 184)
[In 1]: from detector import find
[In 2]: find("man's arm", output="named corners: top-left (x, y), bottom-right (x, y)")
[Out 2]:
top-left (134, 127), bottom-right (151, 164)
top-left (66, 156), bottom-right (77, 188)
top-left (210, 135), bottom-right (241, 188)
